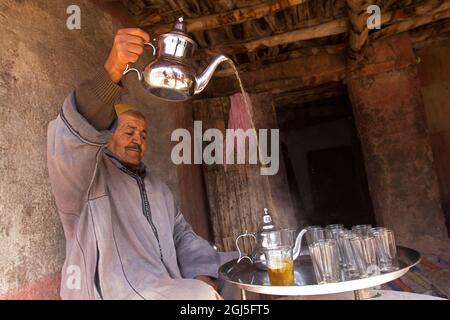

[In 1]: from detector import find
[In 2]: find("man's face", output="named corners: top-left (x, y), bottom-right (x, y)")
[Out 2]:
top-left (107, 113), bottom-right (147, 165)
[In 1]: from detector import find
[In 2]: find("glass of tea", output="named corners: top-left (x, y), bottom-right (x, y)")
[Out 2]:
top-left (263, 245), bottom-right (295, 286)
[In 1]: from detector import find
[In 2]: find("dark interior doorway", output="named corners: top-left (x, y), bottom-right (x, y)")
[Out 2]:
top-left (275, 85), bottom-right (375, 228)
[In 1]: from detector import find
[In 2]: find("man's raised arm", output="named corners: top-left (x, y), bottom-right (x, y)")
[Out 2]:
top-left (47, 28), bottom-right (150, 215)
top-left (76, 28), bottom-right (151, 131)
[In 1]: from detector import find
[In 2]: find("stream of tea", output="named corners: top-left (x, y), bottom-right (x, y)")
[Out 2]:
top-left (225, 59), bottom-right (259, 155)
top-left (225, 60), bottom-right (255, 129)
top-left (224, 59), bottom-right (275, 213)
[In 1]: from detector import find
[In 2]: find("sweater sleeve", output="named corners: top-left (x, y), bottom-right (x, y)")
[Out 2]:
top-left (173, 209), bottom-right (220, 279)
top-left (74, 68), bottom-right (123, 131)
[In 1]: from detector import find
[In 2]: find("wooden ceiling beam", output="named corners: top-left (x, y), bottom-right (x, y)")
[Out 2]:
top-left (372, 8), bottom-right (450, 41)
top-left (194, 18), bottom-right (347, 57)
top-left (272, 82), bottom-right (347, 108)
top-left (140, 0), bottom-right (309, 32)
top-left (377, 0), bottom-right (450, 26)
top-left (412, 30), bottom-right (450, 48)
top-left (410, 19), bottom-right (450, 39)
top-left (211, 18), bottom-right (450, 81)
top-left (200, 23), bottom-right (450, 99)
top-left (199, 53), bottom-right (346, 99)
top-left (213, 17), bottom-right (450, 78)
top-left (241, 18), bottom-right (349, 52)
top-left (197, 0), bottom-right (450, 55)
top-left (410, 20), bottom-right (450, 48)
top-left (212, 43), bottom-right (347, 77)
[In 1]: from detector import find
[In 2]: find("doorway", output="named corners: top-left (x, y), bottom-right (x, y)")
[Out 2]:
top-left (275, 87), bottom-right (375, 228)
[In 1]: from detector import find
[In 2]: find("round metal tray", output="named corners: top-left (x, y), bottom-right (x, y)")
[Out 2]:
top-left (219, 246), bottom-right (421, 296)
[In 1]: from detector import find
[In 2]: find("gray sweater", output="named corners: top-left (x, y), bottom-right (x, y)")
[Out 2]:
top-left (47, 70), bottom-right (220, 299)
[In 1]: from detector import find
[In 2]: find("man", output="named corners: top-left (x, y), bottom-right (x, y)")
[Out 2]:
top-left (47, 28), bottom-right (221, 299)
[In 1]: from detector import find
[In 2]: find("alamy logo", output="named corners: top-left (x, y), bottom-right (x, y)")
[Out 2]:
top-left (66, 5), bottom-right (81, 30)
top-left (171, 121), bottom-right (280, 176)
top-left (66, 265), bottom-right (81, 290)
top-left (367, 5), bottom-right (381, 30)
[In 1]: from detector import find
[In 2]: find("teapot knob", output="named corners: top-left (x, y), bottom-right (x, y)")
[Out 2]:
top-left (259, 208), bottom-right (276, 232)
top-left (263, 208), bottom-right (271, 223)
top-left (173, 16), bottom-right (187, 33)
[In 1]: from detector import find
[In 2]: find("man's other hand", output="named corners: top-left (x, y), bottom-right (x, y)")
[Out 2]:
top-left (104, 28), bottom-right (151, 83)
top-left (195, 275), bottom-right (218, 291)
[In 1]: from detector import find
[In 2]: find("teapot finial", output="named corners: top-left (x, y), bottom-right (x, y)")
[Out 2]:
top-left (173, 16), bottom-right (187, 33)
top-left (259, 207), bottom-right (276, 232)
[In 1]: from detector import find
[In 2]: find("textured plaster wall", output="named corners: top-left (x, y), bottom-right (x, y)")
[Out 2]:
top-left (0, 0), bottom-right (120, 297)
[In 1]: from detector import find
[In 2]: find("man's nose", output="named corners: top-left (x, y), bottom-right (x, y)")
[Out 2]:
top-left (132, 133), bottom-right (143, 145)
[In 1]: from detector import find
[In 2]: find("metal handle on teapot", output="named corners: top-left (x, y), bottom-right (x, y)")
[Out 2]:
top-left (235, 231), bottom-right (257, 263)
top-left (292, 228), bottom-right (308, 260)
top-left (122, 41), bottom-right (157, 81)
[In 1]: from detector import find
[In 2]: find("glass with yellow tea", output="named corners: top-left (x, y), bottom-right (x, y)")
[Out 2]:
top-left (264, 245), bottom-right (295, 286)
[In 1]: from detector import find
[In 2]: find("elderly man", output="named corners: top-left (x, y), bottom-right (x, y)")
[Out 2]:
top-left (47, 28), bottom-right (221, 299)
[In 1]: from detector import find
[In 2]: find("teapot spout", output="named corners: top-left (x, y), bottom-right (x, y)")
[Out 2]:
top-left (195, 54), bottom-right (230, 94)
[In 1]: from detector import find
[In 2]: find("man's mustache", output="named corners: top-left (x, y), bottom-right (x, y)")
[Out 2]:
top-left (126, 144), bottom-right (141, 152)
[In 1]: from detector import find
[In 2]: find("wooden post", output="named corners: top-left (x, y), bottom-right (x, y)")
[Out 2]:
top-left (193, 93), bottom-right (298, 252)
top-left (175, 102), bottom-right (213, 241)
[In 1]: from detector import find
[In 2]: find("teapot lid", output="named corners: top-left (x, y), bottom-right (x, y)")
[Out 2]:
top-left (172, 17), bottom-right (187, 34)
top-left (161, 17), bottom-right (197, 48)
top-left (258, 208), bottom-right (276, 233)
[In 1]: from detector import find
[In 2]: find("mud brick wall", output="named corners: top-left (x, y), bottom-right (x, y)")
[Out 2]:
top-left (417, 39), bottom-right (450, 239)
top-left (347, 33), bottom-right (450, 255)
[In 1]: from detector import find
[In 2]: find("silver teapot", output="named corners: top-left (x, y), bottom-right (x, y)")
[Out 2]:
top-left (123, 17), bottom-right (229, 101)
top-left (235, 208), bottom-right (307, 270)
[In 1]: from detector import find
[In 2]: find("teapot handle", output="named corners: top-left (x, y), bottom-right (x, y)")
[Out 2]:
top-left (292, 228), bottom-right (308, 260)
top-left (122, 41), bottom-right (157, 81)
top-left (235, 232), bottom-right (257, 263)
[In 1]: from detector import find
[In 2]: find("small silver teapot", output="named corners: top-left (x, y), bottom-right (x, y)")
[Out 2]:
top-left (123, 17), bottom-right (229, 101)
top-left (235, 208), bottom-right (307, 270)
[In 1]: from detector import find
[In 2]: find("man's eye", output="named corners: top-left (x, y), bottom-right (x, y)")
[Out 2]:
top-left (126, 132), bottom-right (133, 136)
